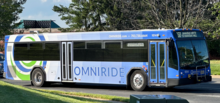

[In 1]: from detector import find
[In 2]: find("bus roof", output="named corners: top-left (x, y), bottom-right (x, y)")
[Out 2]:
top-left (5, 29), bottom-right (202, 42)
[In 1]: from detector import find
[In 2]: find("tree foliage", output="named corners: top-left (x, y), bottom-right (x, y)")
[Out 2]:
top-left (0, 0), bottom-right (26, 38)
top-left (53, 0), bottom-right (110, 32)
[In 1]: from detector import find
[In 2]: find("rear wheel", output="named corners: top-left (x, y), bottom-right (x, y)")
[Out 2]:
top-left (130, 70), bottom-right (147, 91)
top-left (31, 68), bottom-right (48, 87)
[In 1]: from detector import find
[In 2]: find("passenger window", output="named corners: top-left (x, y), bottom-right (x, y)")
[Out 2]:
top-left (44, 43), bottom-right (60, 60)
top-left (29, 43), bottom-right (43, 60)
top-left (86, 42), bottom-right (103, 61)
top-left (123, 41), bottom-right (148, 62)
top-left (14, 43), bottom-right (28, 60)
top-left (74, 42), bottom-right (85, 48)
top-left (104, 42), bottom-right (122, 61)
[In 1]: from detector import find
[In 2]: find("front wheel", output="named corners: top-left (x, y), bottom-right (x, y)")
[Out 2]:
top-left (130, 70), bottom-right (148, 91)
top-left (31, 68), bottom-right (47, 87)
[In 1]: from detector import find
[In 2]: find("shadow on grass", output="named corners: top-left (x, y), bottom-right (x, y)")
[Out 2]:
top-left (0, 81), bottom-right (110, 103)
top-left (34, 89), bottom-right (122, 103)
top-left (0, 83), bottom-right (66, 103)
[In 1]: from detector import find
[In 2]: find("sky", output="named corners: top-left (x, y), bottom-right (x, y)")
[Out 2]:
top-left (18, 0), bottom-right (72, 28)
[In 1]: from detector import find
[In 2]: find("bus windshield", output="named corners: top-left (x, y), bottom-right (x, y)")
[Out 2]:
top-left (176, 40), bottom-right (209, 69)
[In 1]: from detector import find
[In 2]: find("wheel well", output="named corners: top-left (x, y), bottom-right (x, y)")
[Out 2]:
top-left (126, 69), bottom-right (141, 88)
top-left (126, 68), bottom-right (148, 89)
top-left (30, 67), bottom-right (46, 81)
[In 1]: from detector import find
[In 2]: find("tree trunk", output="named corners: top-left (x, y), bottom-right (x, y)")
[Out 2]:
top-left (179, 0), bottom-right (183, 28)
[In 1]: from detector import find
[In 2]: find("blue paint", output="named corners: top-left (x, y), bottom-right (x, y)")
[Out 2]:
top-left (15, 35), bottom-right (24, 42)
top-left (14, 61), bottom-right (32, 72)
top-left (108, 68), bottom-right (110, 76)
top-left (101, 67), bottom-right (106, 76)
top-left (4, 42), bottom-right (8, 78)
top-left (82, 67), bottom-right (89, 76)
top-left (98, 67), bottom-right (99, 76)
top-left (38, 34), bottom-right (46, 41)
top-left (120, 68), bottom-right (124, 77)
top-left (74, 66), bottom-right (126, 77)
top-left (91, 67), bottom-right (96, 76)
top-left (74, 66), bottom-right (80, 76)
top-left (111, 67), bottom-right (118, 77)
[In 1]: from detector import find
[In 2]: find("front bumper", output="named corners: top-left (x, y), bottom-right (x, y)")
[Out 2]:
top-left (167, 75), bottom-right (212, 87)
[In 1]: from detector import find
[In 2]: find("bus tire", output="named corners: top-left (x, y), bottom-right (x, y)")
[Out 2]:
top-left (31, 68), bottom-right (47, 87)
top-left (130, 70), bottom-right (147, 91)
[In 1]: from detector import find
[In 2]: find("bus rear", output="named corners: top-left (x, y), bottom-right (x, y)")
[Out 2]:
top-left (168, 30), bottom-right (212, 86)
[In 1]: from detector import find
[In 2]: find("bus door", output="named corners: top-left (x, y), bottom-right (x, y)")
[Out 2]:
top-left (149, 41), bottom-right (166, 85)
top-left (61, 42), bottom-right (73, 81)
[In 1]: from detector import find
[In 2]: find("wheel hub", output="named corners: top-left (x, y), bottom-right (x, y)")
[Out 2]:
top-left (133, 74), bottom-right (143, 88)
top-left (34, 72), bottom-right (42, 84)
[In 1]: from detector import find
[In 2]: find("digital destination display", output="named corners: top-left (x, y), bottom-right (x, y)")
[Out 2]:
top-left (174, 31), bottom-right (204, 38)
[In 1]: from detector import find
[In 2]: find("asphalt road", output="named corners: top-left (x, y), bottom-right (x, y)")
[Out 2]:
top-left (1, 78), bottom-right (220, 103)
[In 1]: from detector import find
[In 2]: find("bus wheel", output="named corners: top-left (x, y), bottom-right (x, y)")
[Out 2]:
top-left (130, 70), bottom-right (147, 91)
top-left (31, 68), bottom-right (47, 87)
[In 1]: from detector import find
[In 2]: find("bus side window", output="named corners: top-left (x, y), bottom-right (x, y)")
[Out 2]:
top-left (86, 42), bottom-right (103, 61)
top-left (122, 41), bottom-right (148, 62)
top-left (73, 42), bottom-right (86, 61)
top-left (29, 43), bottom-right (43, 60)
top-left (169, 43), bottom-right (178, 70)
top-left (104, 42), bottom-right (122, 61)
top-left (14, 43), bottom-right (29, 60)
top-left (44, 43), bottom-right (60, 60)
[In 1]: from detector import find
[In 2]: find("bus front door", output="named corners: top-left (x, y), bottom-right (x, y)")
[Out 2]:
top-left (149, 41), bottom-right (166, 86)
top-left (61, 42), bottom-right (73, 81)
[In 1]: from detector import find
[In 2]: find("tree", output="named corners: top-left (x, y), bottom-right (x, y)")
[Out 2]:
top-left (143, 0), bottom-right (216, 29)
top-left (106, 0), bottom-right (149, 30)
top-left (207, 1), bottom-right (220, 38)
top-left (0, 0), bottom-right (26, 38)
top-left (53, 0), bottom-right (89, 32)
top-left (53, 0), bottom-right (110, 32)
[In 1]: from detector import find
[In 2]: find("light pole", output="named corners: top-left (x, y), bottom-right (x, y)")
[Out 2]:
top-left (50, 20), bottom-right (55, 33)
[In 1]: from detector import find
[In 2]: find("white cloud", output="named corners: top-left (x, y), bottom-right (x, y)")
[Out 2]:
top-left (53, 0), bottom-right (61, 2)
top-left (41, 0), bottom-right (47, 3)
top-left (53, 0), bottom-right (71, 3)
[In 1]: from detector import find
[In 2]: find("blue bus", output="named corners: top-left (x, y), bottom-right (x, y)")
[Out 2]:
top-left (3, 29), bottom-right (211, 91)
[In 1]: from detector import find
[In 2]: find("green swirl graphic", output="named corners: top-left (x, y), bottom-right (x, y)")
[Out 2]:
top-left (21, 61), bottom-right (37, 67)
top-left (25, 37), bottom-right (35, 41)
top-left (10, 55), bottom-right (30, 80)
top-left (10, 36), bottom-right (43, 80)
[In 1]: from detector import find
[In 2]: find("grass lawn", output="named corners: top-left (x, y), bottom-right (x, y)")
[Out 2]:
top-left (0, 80), bottom-right (129, 103)
top-left (211, 60), bottom-right (220, 75)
